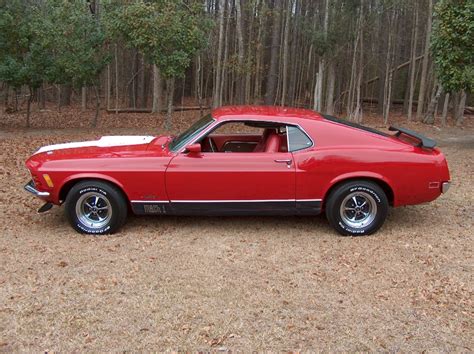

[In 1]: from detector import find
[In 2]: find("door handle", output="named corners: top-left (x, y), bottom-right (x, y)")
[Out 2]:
top-left (274, 159), bottom-right (292, 168)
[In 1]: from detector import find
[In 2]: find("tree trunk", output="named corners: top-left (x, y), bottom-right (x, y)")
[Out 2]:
top-left (3, 84), bottom-right (8, 108)
top-left (423, 83), bottom-right (442, 124)
top-left (416, 0), bottom-right (433, 120)
top-left (26, 87), bottom-right (33, 128)
top-left (213, 0), bottom-right (226, 108)
top-left (347, 4), bottom-right (362, 120)
top-left (166, 78), bottom-right (175, 130)
top-left (383, 10), bottom-right (397, 125)
top-left (92, 85), bottom-right (100, 128)
top-left (81, 86), bottom-right (87, 112)
top-left (407, 3), bottom-right (419, 121)
top-left (57, 85), bottom-right (61, 112)
top-left (115, 44), bottom-right (119, 114)
top-left (106, 62), bottom-right (111, 110)
top-left (220, 7), bottom-right (230, 105)
top-left (39, 84), bottom-right (46, 109)
top-left (264, 0), bottom-right (282, 105)
top-left (59, 85), bottom-right (72, 107)
top-left (354, 1), bottom-right (364, 123)
top-left (152, 65), bottom-right (162, 113)
top-left (245, 0), bottom-right (256, 104)
top-left (455, 90), bottom-right (466, 126)
top-left (254, 0), bottom-right (264, 103)
top-left (346, 40), bottom-right (357, 118)
top-left (314, 0), bottom-right (329, 112)
top-left (376, 12), bottom-right (387, 115)
top-left (441, 92), bottom-right (449, 126)
top-left (196, 54), bottom-right (203, 116)
top-left (130, 49), bottom-right (138, 108)
top-left (352, 0), bottom-right (364, 123)
top-left (13, 88), bottom-right (18, 112)
top-left (281, 0), bottom-right (291, 106)
top-left (139, 55), bottom-right (147, 108)
top-left (326, 61), bottom-right (336, 114)
top-left (235, 0), bottom-right (245, 105)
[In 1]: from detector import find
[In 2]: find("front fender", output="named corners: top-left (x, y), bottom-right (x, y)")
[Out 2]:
top-left (55, 173), bottom-right (127, 204)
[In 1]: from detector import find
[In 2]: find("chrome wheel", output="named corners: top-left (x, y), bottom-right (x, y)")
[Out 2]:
top-left (75, 192), bottom-right (112, 229)
top-left (339, 191), bottom-right (377, 229)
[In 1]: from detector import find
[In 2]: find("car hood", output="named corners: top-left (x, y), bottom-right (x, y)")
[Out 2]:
top-left (33, 135), bottom-right (156, 155)
top-left (26, 135), bottom-right (173, 167)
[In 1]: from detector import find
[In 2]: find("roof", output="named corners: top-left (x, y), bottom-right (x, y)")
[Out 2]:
top-left (211, 106), bottom-right (324, 121)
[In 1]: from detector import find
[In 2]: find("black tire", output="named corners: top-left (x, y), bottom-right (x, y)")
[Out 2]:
top-left (65, 180), bottom-right (127, 235)
top-left (325, 180), bottom-right (388, 236)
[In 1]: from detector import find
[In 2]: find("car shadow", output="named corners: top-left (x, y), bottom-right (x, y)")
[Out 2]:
top-left (126, 212), bottom-right (330, 230)
top-left (34, 203), bottom-right (436, 238)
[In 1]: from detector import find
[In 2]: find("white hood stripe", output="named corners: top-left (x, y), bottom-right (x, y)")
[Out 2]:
top-left (34, 136), bottom-right (155, 155)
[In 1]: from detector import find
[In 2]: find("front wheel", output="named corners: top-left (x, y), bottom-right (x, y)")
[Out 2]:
top-left (325, 181), bottom-right (388, 236)
top-left (65, 180), bottom-right (128, 235)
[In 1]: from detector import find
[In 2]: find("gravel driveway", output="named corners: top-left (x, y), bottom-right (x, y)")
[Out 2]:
top-left (0, 116), bottom-right (472, 351)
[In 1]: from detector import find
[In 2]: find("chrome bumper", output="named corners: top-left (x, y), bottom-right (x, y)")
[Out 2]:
top-left (24, 180), bottom-right (50, 198)
top-left (442, 181), bottom-right (451, 194)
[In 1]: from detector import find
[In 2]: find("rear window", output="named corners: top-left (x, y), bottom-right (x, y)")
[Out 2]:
top-left (322, 114), bottom-right (388, 137)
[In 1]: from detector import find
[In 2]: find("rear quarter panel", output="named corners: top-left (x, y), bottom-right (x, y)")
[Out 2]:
top-left (296, 120), bottom-right (450, 207)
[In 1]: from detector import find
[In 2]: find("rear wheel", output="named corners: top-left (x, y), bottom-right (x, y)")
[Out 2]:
top-left (65, 180), bottom-right (127, 235)
top-left (325, 180), bottom-right (388, 236)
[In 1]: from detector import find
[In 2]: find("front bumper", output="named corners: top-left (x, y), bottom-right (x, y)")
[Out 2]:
top-left (24, 180), bottom-right (50, 198)
top-left (442, 181), bottom-right (451, 194)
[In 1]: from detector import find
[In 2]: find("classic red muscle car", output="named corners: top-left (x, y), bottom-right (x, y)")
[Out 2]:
top-left (24, 106), bottom-right (450, 236)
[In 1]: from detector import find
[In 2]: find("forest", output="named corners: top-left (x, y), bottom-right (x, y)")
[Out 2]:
top-left (0, 0), bottom-right (472, 128)
top-left (1, 1), bottom-right (473, 351)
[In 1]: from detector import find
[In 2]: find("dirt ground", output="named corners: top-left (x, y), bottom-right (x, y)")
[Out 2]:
top-left (0, 107), bottom-right (473, 351)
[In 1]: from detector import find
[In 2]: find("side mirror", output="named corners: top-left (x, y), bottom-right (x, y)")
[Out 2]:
top-left (186, 143), bottom-right (201, 154)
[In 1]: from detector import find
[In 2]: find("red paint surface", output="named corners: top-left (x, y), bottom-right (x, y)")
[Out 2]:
top-left (25, 106), bottom-right (450, 209)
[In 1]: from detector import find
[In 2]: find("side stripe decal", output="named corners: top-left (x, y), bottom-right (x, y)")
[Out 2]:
top-left (131, 199), bottom-right (322, 203)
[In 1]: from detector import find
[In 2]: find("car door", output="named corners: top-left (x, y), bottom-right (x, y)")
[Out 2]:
top-left (165, 150), bottom-right (296, 215)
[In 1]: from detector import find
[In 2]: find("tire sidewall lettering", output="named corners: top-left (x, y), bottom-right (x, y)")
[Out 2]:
top-left (78, 187), bottom-right (107, 196)
top-left (348, 186), bottom-right (381, 203)
top-left (75, 187), bottom-right (112, 235)
top-left (76, 223), bottom-right (110, 234)
top-left (330, 183), bottom-right (387, 236)
top-left (338, 220), bottom-right (367, 235)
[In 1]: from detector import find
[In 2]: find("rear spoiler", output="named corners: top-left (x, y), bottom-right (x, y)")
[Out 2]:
top-left (389, 126), bottom-right (436, 149)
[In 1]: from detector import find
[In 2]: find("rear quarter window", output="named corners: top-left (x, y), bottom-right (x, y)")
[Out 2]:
top-left (287, 126), bottom-right (313, 152)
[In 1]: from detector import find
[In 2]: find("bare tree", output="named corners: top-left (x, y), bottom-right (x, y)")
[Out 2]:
top-left (264, 0), bottom-right (282, 105)
top-left (235, 0), bottom-right (245, 104)
top-left (455, 90), bottom-right (467, 126)
top-left (313, 0), bottom-right (329, 112)
top-left (151, 64), bottom-right (161, 113)
top-left (423, 83), bottom-right (442, 124)
top-left (213, 0), bottom-right (226, 108)
top-left (407, 2), bottom-right (419, 121)
top-left (441, 92), bottom-right (449, 126)
top-left (416, 0), bottom-right (433, 120)
top-left (281, 0), bottom-right (292, 106)
top-left (8, 0), bottom-right (461, 130)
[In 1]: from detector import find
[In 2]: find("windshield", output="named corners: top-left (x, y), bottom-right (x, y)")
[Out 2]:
top-left (168, 114), bottom-right (215, 152)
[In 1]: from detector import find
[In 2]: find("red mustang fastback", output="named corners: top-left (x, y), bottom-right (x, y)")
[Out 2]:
top-left (25, 106), bottom-right (450, 236)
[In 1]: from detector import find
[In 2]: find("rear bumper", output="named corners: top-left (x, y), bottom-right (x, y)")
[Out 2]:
top-left (442, 181), bottom-right (451, 194)
top-left (24, 180), bottom-right (50, 198)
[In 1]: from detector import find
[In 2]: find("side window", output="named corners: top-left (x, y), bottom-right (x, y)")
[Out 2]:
top-left (210, 122), bottom-right (262, 135)
top-left (287, 126), bottom-right (312, 152)
top-left (197, 120), bottom-right (289, 153)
